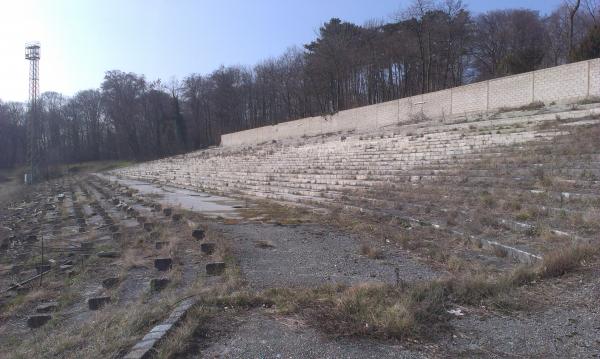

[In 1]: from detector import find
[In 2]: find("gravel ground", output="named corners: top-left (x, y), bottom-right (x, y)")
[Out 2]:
top-left (186, 309), bottom-right (433, 359)
top-left (444, 270), bottom-right (600, 358)
top-left (212, 222), bottom-right (439, 290)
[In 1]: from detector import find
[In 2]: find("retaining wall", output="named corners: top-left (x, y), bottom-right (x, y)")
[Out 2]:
top-left (221, 58), bottom-right (600, 147)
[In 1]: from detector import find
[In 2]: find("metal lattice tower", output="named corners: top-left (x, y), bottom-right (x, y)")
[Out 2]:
top-left (25, 42), bottom-right (40, 184)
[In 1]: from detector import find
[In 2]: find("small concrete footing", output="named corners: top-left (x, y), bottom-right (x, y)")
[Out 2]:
top-left (206, 262), bottom-right (226, 276)
top-left (88, 296), bottom-right (111, 310)
top-left (154, 258), bottom-right (172, 271)
top-left (27, 314), bottom-right (52, 328)
top-left (150, 278), bottom-right (170, 292)
top-left (200, 243), bottom-right (216, 255)
top-left (192, 229), bottom-right (205, 240)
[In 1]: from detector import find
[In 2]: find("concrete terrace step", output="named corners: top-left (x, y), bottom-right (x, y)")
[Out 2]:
top-left (114, 105), bottom-right (600, 231)
top-left (126, 166), bottom-right (600, 196)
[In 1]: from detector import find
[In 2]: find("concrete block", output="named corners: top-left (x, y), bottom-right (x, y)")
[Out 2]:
top-left (143, 222), bottom-right (155, 232)
top-left (27, 314), bottom-right (52, 328)
top-left (150, 278), bottom-right (170, 292)
top-left (200, 242), bottom-right (215, 255)
top-left (154, 258), bottom-right (172, 271)
top-left (36, 302), bottom-right (58, 313)
top-left (102, 277), bottom-right (119, 289)
top-left (192, 229), bottom-right (205, 240)
top-left (206, 262), bottom-right (226, 276)
top-left (88, 296), bottom-right (111, 310)
top-left (155, 241), bottom-right (169, 250)
top-left (97, 251), bottom-right (120, 259)
top-left (36, 264), bottom-right (51, 274)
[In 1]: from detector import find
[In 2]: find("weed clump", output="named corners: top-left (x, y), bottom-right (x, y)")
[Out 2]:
top-left (498, 101), bottom-right (545, 113)
top-left (255, 240), bottom-right (276, 249)
top-left (360, 244), bottom-right (384, 259)
top-left (539, 244), bottom-right (598, 278)
top-left (285, 283), bottom-right (448, 339)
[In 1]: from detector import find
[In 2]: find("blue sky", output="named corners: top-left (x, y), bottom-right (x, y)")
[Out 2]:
top-left (0, 0), bottom-right (564, 102)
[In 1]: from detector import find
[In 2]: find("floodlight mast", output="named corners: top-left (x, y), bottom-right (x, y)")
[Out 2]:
top-left (25, 42), bottom-right (40, 184)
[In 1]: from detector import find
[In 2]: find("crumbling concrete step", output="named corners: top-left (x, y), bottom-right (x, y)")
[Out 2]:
top-left (123, 298), bottom-right (196, 359)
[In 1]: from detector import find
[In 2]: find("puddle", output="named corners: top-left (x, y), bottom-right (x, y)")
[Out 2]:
top-left (97, 174), bottom-right (245, 219)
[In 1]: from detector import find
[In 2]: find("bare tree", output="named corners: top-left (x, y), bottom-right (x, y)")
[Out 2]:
top-left (1, 0), bottom-right (596, 172)
top-left (569, 0), bottom-right (582, 59)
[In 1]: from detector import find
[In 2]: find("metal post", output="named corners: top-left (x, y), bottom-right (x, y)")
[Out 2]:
top-left (39, 235), bottom-right (44, 286)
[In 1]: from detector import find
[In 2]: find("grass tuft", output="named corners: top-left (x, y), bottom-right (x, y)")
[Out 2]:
top-left (359, 244), bottom-right (384, 259)
top-left (255, 240), bottom-right (276, 249)
top-left (539, 244), bottom-right (598, 278)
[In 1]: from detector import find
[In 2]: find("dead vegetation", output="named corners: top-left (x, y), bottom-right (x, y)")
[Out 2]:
top-left (498, 101), bottom-right (545, 113)
top-left (359, 243), bottom-right (384, 259)
top-left (180, 243), bottom-right (598, 342)
top-left (5, 295), bottom-right (175, 359)
top-left (155, 305), bottom-right (218, 358)
top-left (539, 244), bottom-right (598, 278)
top-left (0, 173), bottom-right (242, 358)
top-left (255, 239), bottom-right (276, 249)
top-left (577, 96), bottom-right (600, 105)
top-left (237, 198), bottom-right (316, 225)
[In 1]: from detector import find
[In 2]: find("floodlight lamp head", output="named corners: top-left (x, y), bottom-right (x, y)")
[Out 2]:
top-left (25, 41), bottom-right (41, 60)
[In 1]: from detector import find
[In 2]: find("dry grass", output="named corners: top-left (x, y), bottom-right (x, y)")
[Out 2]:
top-left (577, 96), bottom-right (600, 105)
top-left (204, 274), bottom-right (504, 339)
top-left (446, 255), bottom-right (466, 272)
top-left (119, 246), bottom-right (150, 270)
top-left (185, 243), bottom-right (600, 341)
top-left (539, 244), bottom-right (598, 278)
top-left (3, 295), bottom-right (175, 359)
top-left (1, 175), bottom-right (250, 359)
top-left (359, 243), bottom-right (384, 259)
top-left (491, 245), bottom-right (508, 258)
top-left (237, 198), bottom-right (315, 225)
top-left (3, 234), bottom-right (242, 359)
top-left (0, 287), bottom-right (55, 318)
top-left (515, 209), bottom-right (533, 221)
top-left (311, 244), bottom-right (595, 337)
top-left (155, 305), bottom-right (217, 359)
top-left (498, 101), bottom-right (545, 113)
top-left (316, 282), bottom-right (447, 338)
top-left (255, 240), bottom-right (276, 249)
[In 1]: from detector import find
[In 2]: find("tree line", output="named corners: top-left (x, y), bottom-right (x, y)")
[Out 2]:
top-left (2, 0), bottom-right (600, 169)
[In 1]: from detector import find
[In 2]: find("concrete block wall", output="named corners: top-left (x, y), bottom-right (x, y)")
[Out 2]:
top-left (422, 89), bottom-right (452, 119)
top-left (488, 73), bottom-right (533, 109)
top-left (222, 58), bottom-right (600, 147)
top-left (533, 60), bottom-right (589, 103)
top-left (590, 59), bottom-right (600, 97)
top-left (451, 82), bottom-right (488, 114)
top-left (375, 100), bottom-right (399, 127)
